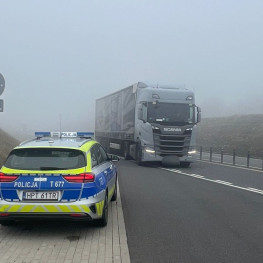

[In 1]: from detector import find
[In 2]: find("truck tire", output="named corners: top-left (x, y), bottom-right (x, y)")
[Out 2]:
top-left (136, 142), bottom-right (143, 166)
top-left (180, 162), bottom-right (191, 168)
top-left (123, 141), bottom-right (130, 160)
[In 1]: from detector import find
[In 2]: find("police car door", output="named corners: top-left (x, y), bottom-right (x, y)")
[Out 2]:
top-left (92, 144), bottom-right (114, 195)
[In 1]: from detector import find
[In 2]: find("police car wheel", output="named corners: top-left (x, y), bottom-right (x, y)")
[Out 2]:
top-left (96, 193), bottom-right (108, 227)
top-left (111, 180), bottom-right (117, 201)
top-left (0, 220), bottom-right (14, 226)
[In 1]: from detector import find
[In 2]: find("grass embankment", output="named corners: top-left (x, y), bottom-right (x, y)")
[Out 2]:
top-left (0, 128), bottom-right (19, 167)
top-left (1, 114), bottom-right (263, 164)
top-left (196, 114), bottom-right (263, 158)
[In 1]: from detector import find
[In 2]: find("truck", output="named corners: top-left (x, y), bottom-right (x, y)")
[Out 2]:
top-left (95, 82), bottom-right (201, 167)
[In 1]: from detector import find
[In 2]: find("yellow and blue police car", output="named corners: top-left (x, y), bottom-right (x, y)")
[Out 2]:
top-left (0, 132), bottom-right (118, 226)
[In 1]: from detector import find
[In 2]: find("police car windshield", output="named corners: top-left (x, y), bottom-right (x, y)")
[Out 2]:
top-left (147, 103), bottom-right (194, 125)
top-left (4, 148), bottom-right (86, 170)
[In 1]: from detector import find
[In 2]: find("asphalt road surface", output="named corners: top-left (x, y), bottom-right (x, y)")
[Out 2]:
top-left (117, 159), bottom-right (263, 263)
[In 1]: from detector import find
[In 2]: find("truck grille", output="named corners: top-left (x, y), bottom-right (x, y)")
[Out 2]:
top-left (154, 134), bottom-right (190, 156)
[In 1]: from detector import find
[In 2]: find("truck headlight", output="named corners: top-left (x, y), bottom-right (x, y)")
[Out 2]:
top-left (145, 146), bottom-right (155, 154)
top-left (188, 150), bottom-right (197, 155)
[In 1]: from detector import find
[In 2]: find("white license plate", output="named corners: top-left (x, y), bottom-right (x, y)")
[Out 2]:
top-left (23, 191), bottom-right (59, 201)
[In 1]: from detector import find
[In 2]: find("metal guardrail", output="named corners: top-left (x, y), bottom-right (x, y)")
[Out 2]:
top-left (198, 146), bottom-right (263, 171)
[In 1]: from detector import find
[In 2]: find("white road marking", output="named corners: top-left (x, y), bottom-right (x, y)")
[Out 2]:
top-left (215, 180), bottom-right (233, 185)
top-left (161, 168), bottom-right (263, 196)
top-left (197, 159), bottom-right (263, 173)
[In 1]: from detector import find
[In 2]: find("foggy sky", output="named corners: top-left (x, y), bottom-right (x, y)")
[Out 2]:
top-left (0, 0), bottom-right (263, 139)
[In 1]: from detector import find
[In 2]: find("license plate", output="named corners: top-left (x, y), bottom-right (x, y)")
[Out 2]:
top-left (23, 191), bottom-right (59, 201)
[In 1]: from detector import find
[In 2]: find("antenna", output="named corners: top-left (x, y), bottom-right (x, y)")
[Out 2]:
top-left (59, 114), bottom-right (62, 136)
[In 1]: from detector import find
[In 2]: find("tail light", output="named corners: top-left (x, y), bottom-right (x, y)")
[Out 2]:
top-left (63, 173), bottom-right (95, 183)
top-left (0, 173), bottom-right (19, 182)
top-left (0, 213), bottom-right (9, 217)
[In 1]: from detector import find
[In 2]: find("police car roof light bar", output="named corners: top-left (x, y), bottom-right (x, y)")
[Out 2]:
top-left (35, 132), bottom-right (94, 139)
top-left (35, 132), bottom-right (51, 138)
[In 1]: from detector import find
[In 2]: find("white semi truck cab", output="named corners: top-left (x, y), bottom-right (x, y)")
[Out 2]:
top-left (95, 82), bottom-right (201, 167)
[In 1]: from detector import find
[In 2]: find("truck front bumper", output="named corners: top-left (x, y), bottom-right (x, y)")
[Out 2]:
top-left (142, 148), bottom-right (198, 163)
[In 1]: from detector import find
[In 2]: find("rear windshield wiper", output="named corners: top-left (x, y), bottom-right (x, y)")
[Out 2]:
top-left (40, 167), bottom-right (64, 171)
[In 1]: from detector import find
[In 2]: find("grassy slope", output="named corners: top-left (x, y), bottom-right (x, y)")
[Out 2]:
top-left (196, 114), bottom-right (263, 157)
top-left (0, 128), bottom-right (19, 167)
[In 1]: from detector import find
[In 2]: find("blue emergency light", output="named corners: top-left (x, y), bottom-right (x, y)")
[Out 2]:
top-left (77, 132), bottom-right (94, 137)
top-left (35, 132), bottom-right (51, 138)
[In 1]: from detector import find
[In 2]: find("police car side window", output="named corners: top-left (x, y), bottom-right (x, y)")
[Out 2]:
top-left (90, 147), bottom-right (98, 168)
top-left (99, 146), bottom-right (108, 162)
top-left (95, 144), bottom-right (103, 165)
top-left (94, 144), bottom-right (105, 165)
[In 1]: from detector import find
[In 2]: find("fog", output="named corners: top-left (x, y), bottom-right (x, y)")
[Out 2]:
top-left (0, 0), bottom-right (263, 139)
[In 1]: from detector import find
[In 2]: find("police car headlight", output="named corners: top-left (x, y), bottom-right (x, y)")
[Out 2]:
top-left (145, 146), bottom-right (155, 154)
top-left (188, 150), bottom-right (197, 155)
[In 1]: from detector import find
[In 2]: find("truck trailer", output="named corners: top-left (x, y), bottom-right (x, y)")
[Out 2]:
top-left (95, 82), bottom-right (201, 167)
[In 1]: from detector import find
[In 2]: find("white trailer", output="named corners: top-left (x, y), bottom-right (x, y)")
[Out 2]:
top-left (95, 82), bottom-right (201, 167)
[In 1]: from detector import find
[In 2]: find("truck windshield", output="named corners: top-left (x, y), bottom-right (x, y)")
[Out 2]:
top-left (4, 148), bottom-right (86, 170)
top-left (147, 103), bottom-right (195, 125)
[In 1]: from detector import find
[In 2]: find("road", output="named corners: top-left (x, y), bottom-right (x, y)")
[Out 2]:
top-left (117, 159), bottom-right (263, 263)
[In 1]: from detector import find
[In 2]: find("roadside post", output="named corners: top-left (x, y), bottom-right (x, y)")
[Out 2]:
top-left (247, 151), bottom-right (250, 168)
top-left (221, 149), bottom-right (223, 164)
top-left (233, 149), bottom-right (236, 166)
top-left (0, 73), bottom-right (5, 112)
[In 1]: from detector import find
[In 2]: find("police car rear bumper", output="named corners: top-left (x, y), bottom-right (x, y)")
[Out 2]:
top-left (0, 212), bottom-right (93, 221)
top-left (0, 194), bottom-right (106, 221)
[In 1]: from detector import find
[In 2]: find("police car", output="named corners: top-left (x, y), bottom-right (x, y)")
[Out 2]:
top-left (0, 132), bottom-right (118, 226)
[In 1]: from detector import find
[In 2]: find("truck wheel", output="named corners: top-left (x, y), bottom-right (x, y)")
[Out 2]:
top-left (123, 141), bottom-right (130, 160)
top-left (180, 162), bottom-right (191, 168)
top-left (136, 143), bottom-right (143, 166)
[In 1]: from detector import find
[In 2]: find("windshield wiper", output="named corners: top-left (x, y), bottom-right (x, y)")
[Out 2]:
top-left (40, 167), bottom-right (64, 170)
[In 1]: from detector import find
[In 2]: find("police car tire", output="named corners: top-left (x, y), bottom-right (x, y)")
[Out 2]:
top-left (111, 180), bottom-right (117, 201)
top-left (96, 193), bottom-right (108, 227)
top-left (0, 220), bottom-right (14, 226)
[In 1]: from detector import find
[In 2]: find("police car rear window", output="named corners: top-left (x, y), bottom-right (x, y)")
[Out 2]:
top-left (4, 148), bottom-right (86, 170)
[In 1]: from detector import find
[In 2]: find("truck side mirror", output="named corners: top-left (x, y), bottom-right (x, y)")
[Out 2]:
top-left (138, 106), bottom-right (143, 121)
top-left (138, 102), bottom-right (147, 123)
top-left (197, 112), bottom-right (201, 123)
top-left (197, 107), bottom-right (201, 123)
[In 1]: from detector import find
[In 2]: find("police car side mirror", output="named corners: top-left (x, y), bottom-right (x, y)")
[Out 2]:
top-left (108, 154), bottom-right (120, 162)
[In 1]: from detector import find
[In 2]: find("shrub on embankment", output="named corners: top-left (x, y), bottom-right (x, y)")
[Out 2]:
top-left (196, 114), bottom-right (263, 158)
top-left (0, 128), bottom-right (19, 167)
